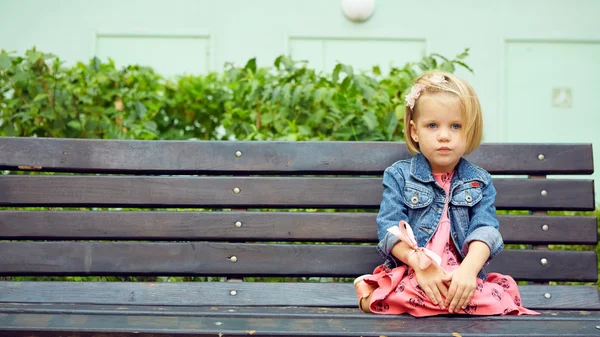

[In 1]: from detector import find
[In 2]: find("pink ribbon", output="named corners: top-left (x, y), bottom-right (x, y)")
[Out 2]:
top-left (387, 220), bottom-right (442, 270)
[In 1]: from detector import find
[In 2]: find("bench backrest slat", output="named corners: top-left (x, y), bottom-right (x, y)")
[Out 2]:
top-left (0, 137), bottom-right (594, 175)
top-left (0, 282), bottom-right (597, 310)
top-left (0, 176), bottom-right (595, 210)
top-left (0, 211), bottom-right (596, 244)
top-left (0, 242), bottom-right (596, 282)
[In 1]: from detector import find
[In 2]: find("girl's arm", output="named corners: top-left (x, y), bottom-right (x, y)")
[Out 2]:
top-left (392, 240), bottom-right (449, 309)
top-left (461, 172), bottom-right (503, 261)
top-left (375, 166), bottom-right (409, 264)
top-left (443, 240), bottom-right (490, 313)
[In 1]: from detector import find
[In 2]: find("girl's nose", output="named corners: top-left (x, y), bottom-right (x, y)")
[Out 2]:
top-left (437, 128), bottom-right (450, 142)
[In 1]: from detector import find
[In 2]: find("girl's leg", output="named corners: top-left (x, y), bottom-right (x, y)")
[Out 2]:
top-left (354, 274), bottom-right (375, 313)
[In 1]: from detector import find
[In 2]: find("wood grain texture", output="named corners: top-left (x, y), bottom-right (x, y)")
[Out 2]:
top-left (0, 282), bottom-right (597, 310)
top-left (0, 176), bottom-right (595, 210)
top-left (0, 308), bottom-right (599, 336)
top-left (0, 137), bottom-right (593, 175)
top-left (1, 303), bottom-right (599, 318)
top-left (1, 211), bottom-right (596, 244)
top-left (0, 242), bottom-right (596, 281)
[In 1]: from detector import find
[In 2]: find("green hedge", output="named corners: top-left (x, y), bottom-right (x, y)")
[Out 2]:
top-left (0, 47), bottom-right (471, 141)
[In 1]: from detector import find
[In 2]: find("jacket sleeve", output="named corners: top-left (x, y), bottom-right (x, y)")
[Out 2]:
top-left (376, 166), bottom-right (409, 264)
top-left (462, 172), bottom-right (504, 262)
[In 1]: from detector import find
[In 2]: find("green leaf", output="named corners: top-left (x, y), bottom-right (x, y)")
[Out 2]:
top-left (280, 56), bottom-right (294, 70)
top-left (340, 76), bottom-right (352, 92)
top-left (394, 104), bottom-right (405, 119)
top-left (27, 51), bottom-right (43, 64)
top-left (33, 94), bottom-right (48, 102)
top-left (143, 120), bottom-right (158, 132)
top-left (67, 120), bottom-right (81, 130)
top-left (244, 58), bottom-right (257, 73)
top-left (0, 52), bottom-right (11, 70)
top-left (338, 114), bottom-right (356, 128)
top-left (456, 48), bottom-right (470, 60)
top-left (385, 110), bottom-right (398, 140)
top-left (314, 88), bottom-right (328, 103)
top-left (332, 64), bottom-right (342, 83)
top-left (372, 65), bottom-right (381, 76)
top-left (12, 69), bottom-right (31, 83)
top-left (439, 61), bottom-right (455, 73)
top-left (92, 57), bottom-right (101, 72)
top-left (40, 109), bottom-right (55, 120)
top-left (135, 102), bottom-right (147, 118)
top-left (341, 64), bottom-right (354, 77)
top-left (2, 123), bottom-right (16, 136)
top-left (361, 110), bottom-right (379, 130)
top-left (419, 56), bottom-right (436, 71)
top-left (430, 53), bottom-right (450, 62)
top-left (274, 55), bottom-right (283, 69)
top-left (291, 85), bottom-right (303, 106)
top-left (298, 125), bottom-right (311, 136)
top-left (454, 60), bottom-right (474, 73)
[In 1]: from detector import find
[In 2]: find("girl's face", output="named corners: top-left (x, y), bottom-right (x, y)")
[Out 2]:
top-left (409, 93), bottom-right (467, 174)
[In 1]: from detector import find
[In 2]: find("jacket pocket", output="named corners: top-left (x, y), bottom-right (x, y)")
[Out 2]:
top-left (403, 183), bottom-right (434, 209)
top-left (450, 182), bottom-right (483, 207)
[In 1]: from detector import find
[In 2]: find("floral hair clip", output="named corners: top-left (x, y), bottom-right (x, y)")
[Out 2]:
top-left (405, 74), bottom-right (447, 110)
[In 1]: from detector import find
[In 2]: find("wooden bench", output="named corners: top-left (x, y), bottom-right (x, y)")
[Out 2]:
top-left (0, 136), bottom-right (598, 337)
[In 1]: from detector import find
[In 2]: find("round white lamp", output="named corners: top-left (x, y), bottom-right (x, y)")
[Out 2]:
top-left (341, 0), bottom-right (375, 23)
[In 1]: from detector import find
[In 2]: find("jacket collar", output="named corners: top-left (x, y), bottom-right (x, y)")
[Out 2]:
top-left (409, 153), bottom-right (484, 183)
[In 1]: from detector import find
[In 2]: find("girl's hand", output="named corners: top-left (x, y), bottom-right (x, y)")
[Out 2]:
top-left (414, 262), bottom-right (448, 309)
top-left (442, 265), bottom-right (478, 313)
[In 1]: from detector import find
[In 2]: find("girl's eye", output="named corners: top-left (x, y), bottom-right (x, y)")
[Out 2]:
top-left (452, 124), bottom-right (462, 130)
top-left (427, 123), bottom-right (437, 129)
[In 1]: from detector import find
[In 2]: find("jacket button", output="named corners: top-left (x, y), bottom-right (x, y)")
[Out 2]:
top-left (411, 196), bottom-right (419, 204)
top-left (465, 195), bottom-right (472, 202)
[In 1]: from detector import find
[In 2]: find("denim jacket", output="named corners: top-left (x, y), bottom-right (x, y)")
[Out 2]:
top-left (376, 153), bottom-right (503, 280)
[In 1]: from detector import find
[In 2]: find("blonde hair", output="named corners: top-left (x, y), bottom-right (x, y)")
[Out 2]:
top-left (403, 70), bottom-right (483, 156)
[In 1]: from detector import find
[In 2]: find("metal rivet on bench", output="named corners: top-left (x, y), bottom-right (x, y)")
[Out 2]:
top-left (542, 224), bottom-right (549, 231)
top-left (230, 256), bottom-right (238, 263)
top-left (544, 292), bottom-right (552, 299)
top-left (235, 221), bottom-right (243, 228)
top-left (540, 258), bottom-right (548, 266)
top-left (215, 321), bottom-right (223, 325)
top-left (230, 290), bottom-right (237, 296)
top-left (540, 190), bottom-right (548, 197)
top-left (235, 151), bottom-right (242, 157)
top-left (538, 154), bottom-right (545, 161)
top-left (233, 187), bottom-right (241, 194)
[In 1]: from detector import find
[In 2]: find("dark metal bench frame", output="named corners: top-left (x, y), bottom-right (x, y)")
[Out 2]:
top-left (0, 137), bottom-right (598, 336)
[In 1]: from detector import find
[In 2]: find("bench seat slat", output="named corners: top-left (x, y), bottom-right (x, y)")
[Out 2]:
top-left (0, 211), bottom-right (596, 244)
top-left (0, 137), bottom-right (593, 175)
top-left (2, 313), bottom-right (599, 337)
top-left (1, 303), bottom-right (600, 318)
top-left (0, 243), bottom-right (596, 281)
top-left (0, 282), bottom-right (598, 310)
top-left (0, 176), bottom-right (595, 210)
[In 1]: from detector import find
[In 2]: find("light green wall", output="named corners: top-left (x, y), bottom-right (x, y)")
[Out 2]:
top-left (1, 0), bottom-right (600, 201)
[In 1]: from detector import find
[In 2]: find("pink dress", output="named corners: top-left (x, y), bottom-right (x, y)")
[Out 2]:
top-left (363, 172), bottom-right (539, 317)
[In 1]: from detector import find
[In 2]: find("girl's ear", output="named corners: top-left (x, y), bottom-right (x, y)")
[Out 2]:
top-left (409, 120), bottom-right (418, 143)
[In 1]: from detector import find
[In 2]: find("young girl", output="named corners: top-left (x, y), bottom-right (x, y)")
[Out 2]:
top-left (354, 71), bottom-right (538, 317)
